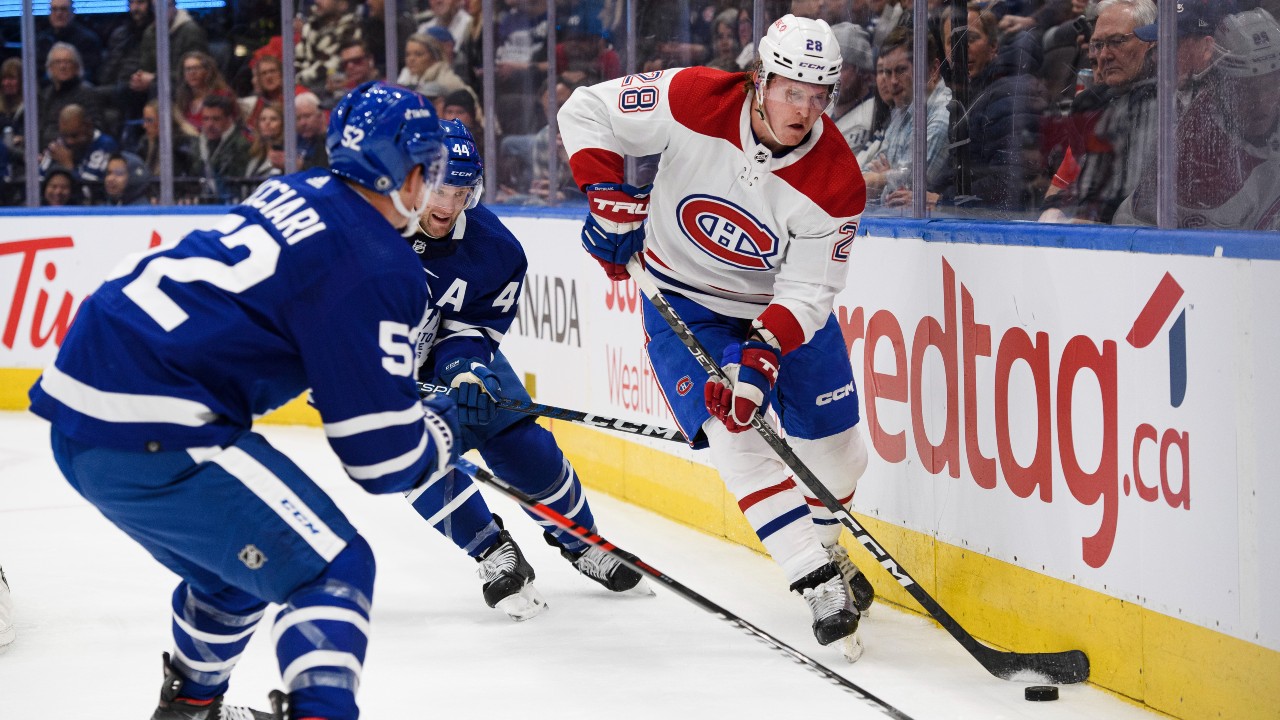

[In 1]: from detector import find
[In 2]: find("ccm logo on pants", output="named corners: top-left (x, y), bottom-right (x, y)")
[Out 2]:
top-left (816, 381), bottom-right (855, 406)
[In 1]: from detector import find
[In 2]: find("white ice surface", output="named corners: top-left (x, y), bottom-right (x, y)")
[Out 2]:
top-left (0, 412), bottom-right (1164, 719)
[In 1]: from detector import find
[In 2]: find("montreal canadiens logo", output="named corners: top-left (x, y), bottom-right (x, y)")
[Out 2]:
top-left (677, 195), bottom-right (779, 271)
top-left (676, 376), bottom-right (694, 396)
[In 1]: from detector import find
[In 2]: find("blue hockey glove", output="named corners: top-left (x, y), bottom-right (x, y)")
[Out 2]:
top-left (439, 357), bottom-right (503, 425)
top-left (582, 182), bottom-right (651, 281)
top-left (420, 391), bottom-right (460, 487)
top-left (704, 340), bottom-right (780, 433)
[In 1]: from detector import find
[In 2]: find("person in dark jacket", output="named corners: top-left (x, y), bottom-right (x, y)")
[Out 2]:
top-left (36, 0), bottom-right (104, 85)
top-left (100, 151), bottom-right (153, 206)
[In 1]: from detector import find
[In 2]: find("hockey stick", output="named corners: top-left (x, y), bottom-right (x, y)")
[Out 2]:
top-left (453, 456), bottom-right (915, 720)
top-left (416, 382), bottom-right (687, 444)
top-left (625, 257), bottom-right (1090, 685)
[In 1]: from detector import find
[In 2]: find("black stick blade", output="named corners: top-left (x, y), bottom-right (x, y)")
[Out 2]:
top-left (975, 645), bottom-right (1090, 684)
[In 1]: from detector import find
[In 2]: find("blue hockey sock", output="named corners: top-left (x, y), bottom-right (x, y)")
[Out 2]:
top-left (407, 467), bottom-right (500, 557)
top-left (273, 534), bottom-right (376, 720)
top-left (167, 583), bottom-right (268, 700)
top-left (486, 420), bottom-right (597, 553)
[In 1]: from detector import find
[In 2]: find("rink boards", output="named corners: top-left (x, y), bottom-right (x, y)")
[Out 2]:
top-left (1, 207), bottom-right (1277, 719)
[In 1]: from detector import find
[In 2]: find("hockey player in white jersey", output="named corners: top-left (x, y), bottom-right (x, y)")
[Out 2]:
top-left (28, 81), bottom-right (454, 719)
top-left (559, 15), bottom-right (874, 660)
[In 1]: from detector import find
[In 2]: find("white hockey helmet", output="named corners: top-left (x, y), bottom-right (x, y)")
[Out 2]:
top-left (757, 14), bottom-right (843, 86)
top-left (1216, 8), bottom-right (1280, 78)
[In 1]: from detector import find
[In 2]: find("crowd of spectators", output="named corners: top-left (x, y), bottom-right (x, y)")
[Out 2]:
top-left (0, 0), bottom-right (1277, 229)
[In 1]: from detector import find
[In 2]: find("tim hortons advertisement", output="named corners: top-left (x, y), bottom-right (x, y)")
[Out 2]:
top-left (0, 214), bottom-right (221, 367)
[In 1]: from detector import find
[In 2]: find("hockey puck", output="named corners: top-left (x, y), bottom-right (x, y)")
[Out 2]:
top-left (1025, 685), bottom-right (1059, 701)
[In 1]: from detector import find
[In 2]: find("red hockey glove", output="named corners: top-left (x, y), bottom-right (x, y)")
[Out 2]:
top-left (704, 340), bottom-right (780, 433)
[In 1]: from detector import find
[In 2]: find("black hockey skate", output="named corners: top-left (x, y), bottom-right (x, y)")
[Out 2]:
top-left (476, 515), bottom-right (548, 621)
top-left (828, 543), bottom-right (876, 614)
top-left (151, 652), bottom-right (275, 720)
top-left (544, 532), bottom-right (652, 595)
top-left (790, 562), bottom-right (863, 662)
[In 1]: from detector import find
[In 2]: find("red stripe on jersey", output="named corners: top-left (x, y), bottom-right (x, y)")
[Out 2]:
top-left (569, 148), bottom-right (626, 189)
top-left (804, 490), bottom-right (854, 506)
top-left (669, 67), bottom-right (750, 150)
top-left (738, 478), bottom-right (798, 512)
top-left (757, 304), bottom-right (804, 355)
top-left (773, 116), bottom-right (867, 219)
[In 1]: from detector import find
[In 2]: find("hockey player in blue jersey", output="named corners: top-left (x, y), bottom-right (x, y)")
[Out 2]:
top-left (403, 120), bottom-right (649, 621)
top-left (28, 81), bottom-right (454, 720)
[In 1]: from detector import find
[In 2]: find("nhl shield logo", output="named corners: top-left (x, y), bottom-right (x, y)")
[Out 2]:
top-left (238, 545), bottom-right (267, 570)
top-left (676, 195), bottom-right (779, 271)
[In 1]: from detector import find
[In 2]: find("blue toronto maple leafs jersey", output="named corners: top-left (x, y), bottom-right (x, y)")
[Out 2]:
top-left (407, 204), bottom-right (525, 377)
top-left (29, 168), bottom-right (443, 494)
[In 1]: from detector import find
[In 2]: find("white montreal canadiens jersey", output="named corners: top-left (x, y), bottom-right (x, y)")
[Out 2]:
top-left (29, 169), bottom-right (441, 493)
top-left (559, 66), bottom-right (866, 350)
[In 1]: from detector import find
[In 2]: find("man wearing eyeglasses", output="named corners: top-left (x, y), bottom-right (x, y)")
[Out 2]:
top-left (324, 38), bottom-right (381, 104)
top-left (35, 0), bottom-right (104, 87)
top-left (1040, 0), bottom-right (1157, 224)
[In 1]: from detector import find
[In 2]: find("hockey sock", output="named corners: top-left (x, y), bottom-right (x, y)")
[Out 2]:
top-left (706, 421), bottom-right (828, 582)
top-left (485, 419), bottom-right (597, 554)
top-left (166, 582), bottom-right (268, 700)
top-left (273, 534), bottom-right (376, 720)
top-left (788, 429), bottom-right (868, 548)
top-left (407, 467), bottom-right (501, 557)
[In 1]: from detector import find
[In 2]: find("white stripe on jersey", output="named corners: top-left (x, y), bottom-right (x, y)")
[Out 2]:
top-left (38, 363), bottom-right (216, 427)
top-left (440, 319), bottom-right (504, 344)
top-left (323, 404), bottom-right (423, 438)
top-left (209, 446), bottom-right (347, 562)
top-left (342, 425), bottom-right (429, 482)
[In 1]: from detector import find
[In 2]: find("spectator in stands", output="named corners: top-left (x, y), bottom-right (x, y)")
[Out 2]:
top-left (36, 0), bottom-right (104, 86)
top-left (37, 43), bottom-right (100, 150)
top-left (243, 102), bottom-right (285, 179)
top-left (0, 58), bottom-right (23, 137)
top-left (41, 164), bottom-right (80, 206)
top-left (424, 25), bottom-right (459, 71)
top-left (863, 25), bottom-right (952, 208)
top-left (869, 0), bottom-right (907, 47)
top-left (99, 0), bottom-right (154, 138)
top-left (1040, 0), bottom-right (1156, 224)
top-left (324, 37), bottom-right (382, 104)
top-left (1040, 0), bottom-right (1092, 109)
top-left (441, 87), bottom-right (482, 143)
top-left (361, 0), bottom-right (416, 76)
top-left (397, 33), bottom-right (466, 97)
top-left (419, 0), bottom-right (473, 45)
top-left (491, 0), bottom-right (551, 135)
top-left (239, 54), bottom-right (304, 139)
top-left (100, 151), bottom-right (153, 206)
top-left (132, 0), bottom-right (210, 95)
top-left (175, 50), bottom-right (235, 136)
top-left (295, 0), bottom-right (363, 95)
top-left (1132, 0), bottom-right (1229, 112)
top-left (496, 73), bottom-right (574, 202)
top-left (1111, 4), bottom-right (1278, 229)
top-left (39, 104), bottom-right (117, 200)
top-left (704, 9), bottom-right (743, 72)
top-left (294, 91), bottom-right (329, 170)
top-left (943, 5), bottom-right (1049, 213)
top-left (555, 6), bottom-right (621, 85)
top-left (194, 93), bottom-right (251, 203)
top-left (996, 0), bottom-right (1080, 38)
top-left (734, 8), bottom-right (756, 70)
top-left (829, 22), bottom-right (877, 153)
top-left (126, 97), bottom-right (198, 180)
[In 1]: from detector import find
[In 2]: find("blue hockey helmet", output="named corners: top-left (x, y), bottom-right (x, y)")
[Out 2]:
top-left (327, 81), bottom-right (445, 194)
top-left (439, 118), bottom-right (484, 209)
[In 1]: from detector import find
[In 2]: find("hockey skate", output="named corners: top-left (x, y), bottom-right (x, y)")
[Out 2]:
top-left (0, 565), bottom-right (13, 648)
top-left (828, 543), bottom-right (876, 615)
top-left (791, 563), bottom-right (863, 663)
top-left (476, 515), bottom-right (548, 621)
top-left (545, 533), bottom-right (653, 596)
top-left (151, 652), bottom-right (276, 720)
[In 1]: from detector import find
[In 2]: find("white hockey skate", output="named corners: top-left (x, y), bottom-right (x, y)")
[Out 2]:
top-left (476, 518), bottom-right (548, 621)
top-left (0, 565), bottom-right (13, 648)
top-left (791, 562), bottom-right (863, 663)
top-left (828, 543), bottom-right (875, 615)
